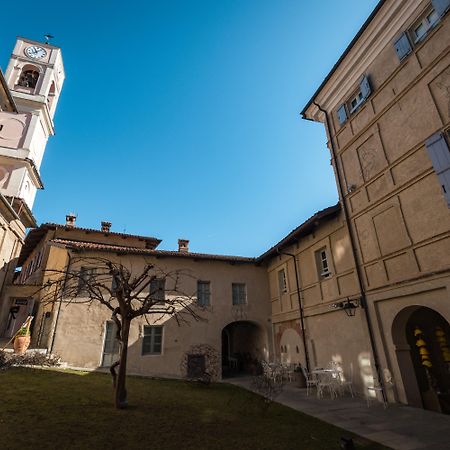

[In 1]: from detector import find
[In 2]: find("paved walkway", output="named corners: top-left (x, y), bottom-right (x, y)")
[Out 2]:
top-left (227, 377), bottom-right (450, 450)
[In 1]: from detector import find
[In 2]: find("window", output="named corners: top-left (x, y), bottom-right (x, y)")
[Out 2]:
top-left (142, 326), bottom-right (163, 355)
top-left (197, 281), bottom-right (211, 307)
top-left (18, 69), bottom-right (39, 88)
top-left (232, 283), bottom-right (247, 305)
top-left (337, 75), bottom-right (371, 125)
top-left (410, 7), bottom-right (440, 43)
top-left (315, 248), bottom-right (331, 279)
top-left (77, 267), bottom-right (95, 295)
top-left (149, 278), bottom-right (165, 304)
top-left (101, 321), bottom-right (119, 367)
top-left (278, 269), bottom-right (287, 295)
top-left (425, 131), bottom-right (450, 207)
top-left (395, 2), bottom-right (450, 61)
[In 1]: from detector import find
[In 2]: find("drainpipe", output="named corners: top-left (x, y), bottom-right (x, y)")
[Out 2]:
top-left (276, 248), bottom-right (310, 373)
top-left (49, 252), bottom-right (72, 354)
top-left (312, 101), bottom-right (387, 403)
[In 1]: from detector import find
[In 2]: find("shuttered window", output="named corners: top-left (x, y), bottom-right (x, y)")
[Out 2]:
top-left (337, 104), bottom-right (348, 125)
top-left (278, 269), bottom-right (287, 295)
top-left (394, 32), bottom-right (412, 61)
top-left (360, 75), bottom-right (372, 100)
top-left (150, 278), bottom-right (165, 304)
top-left (425, 132), bottom-right (450, 206)
top-left (197, 281), bottom-right (211, 306)
top-left (232, 283), bottom-right (247, 305)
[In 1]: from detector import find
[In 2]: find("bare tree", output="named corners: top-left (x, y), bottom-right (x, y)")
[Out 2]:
top-left (38, 256), bottom-right (202, 409)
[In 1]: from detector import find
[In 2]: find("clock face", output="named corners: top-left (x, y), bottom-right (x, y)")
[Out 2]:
top-left (24, 46), bottom-right (47, 59)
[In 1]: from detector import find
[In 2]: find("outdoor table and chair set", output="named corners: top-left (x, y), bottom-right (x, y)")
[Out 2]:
top-left (261, 360), bottom-right (355, 399)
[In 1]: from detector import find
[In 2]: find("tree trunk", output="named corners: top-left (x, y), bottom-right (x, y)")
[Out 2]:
top-left (114, 318), bottom-right (130, 409)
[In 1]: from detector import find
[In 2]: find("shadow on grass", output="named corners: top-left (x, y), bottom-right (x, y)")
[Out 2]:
top-left (0, 368), bottom-right (388, 450)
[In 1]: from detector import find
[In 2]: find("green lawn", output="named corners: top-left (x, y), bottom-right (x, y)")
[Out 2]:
top-left (0, 369), bottom-right (387, 449)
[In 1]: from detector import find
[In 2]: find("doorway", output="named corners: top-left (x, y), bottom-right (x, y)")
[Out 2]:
top-left (393, 306), bottom-right (450, 413)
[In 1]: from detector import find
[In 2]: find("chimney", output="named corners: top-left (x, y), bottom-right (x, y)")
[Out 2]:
top-left (178, 239), bottom-right (189, 253)
top-left (65, 213), bottom-right (76, 228)
top-left (101, 221), bottom-right (112, 233)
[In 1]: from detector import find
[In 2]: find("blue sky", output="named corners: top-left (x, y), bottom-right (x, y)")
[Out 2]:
top-left (1, 0), bottom-right (379, 256)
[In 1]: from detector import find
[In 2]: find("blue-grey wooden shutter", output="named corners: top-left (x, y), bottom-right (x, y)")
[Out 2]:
top-left (432, 0), bottom-right (450, 16)
top-left (337, 104), bottom-right (347, 125)
top-left (425, 132), bottom-right (450, 206)
top-left (394, 33), bottom-right (412, 60)
top-left (360, 75), bottom-right (372, 100)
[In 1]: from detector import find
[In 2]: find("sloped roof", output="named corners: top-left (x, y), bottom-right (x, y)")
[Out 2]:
top-left (257, 203), bottom-right (341, 261)
top-left (50, 238), bottom-right (256, 264)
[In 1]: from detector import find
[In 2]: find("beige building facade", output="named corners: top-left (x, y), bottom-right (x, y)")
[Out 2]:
top-left (6, 218), bottom-right (271, 380)
top-left (3, 0), bottom-right (450, 415)
top-left (302, 0), bottom-right (450, 413)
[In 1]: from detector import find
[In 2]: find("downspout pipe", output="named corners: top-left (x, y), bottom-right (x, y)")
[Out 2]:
top-left (49, 251), bottom-right (72, 354)
top-left (276, 248), bottom-right (310, 373)
top-left (312, 101), bottom-right (387, 403)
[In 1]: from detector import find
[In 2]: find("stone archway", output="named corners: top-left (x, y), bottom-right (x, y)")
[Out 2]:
top-left (392, 306), bottom-right (450, 414)
top-left (221, 321), bottom-right (265, 378)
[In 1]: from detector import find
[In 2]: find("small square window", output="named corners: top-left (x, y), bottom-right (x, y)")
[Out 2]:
top-left (278, 269), bottom-right (287, 295)
top-left (197, 281), bottom-right (211, 307)
top-left (232, 283), bottom-right (247, 305)
top-left (142, 326), bottom-right (163, 355)
top-left (315, 248), bottom-right (331, 279)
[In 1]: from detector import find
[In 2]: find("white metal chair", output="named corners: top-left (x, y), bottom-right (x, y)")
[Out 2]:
top-left (366, 370), bottom-right (394, 408)
top-left (301, 366), bottom-right (318, 396)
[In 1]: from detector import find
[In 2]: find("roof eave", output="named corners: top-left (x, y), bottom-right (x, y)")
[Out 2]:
top-left (300, 0), bottom-right (387, 119)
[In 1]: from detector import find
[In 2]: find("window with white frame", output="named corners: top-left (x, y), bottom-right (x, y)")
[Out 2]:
top-left (142, 326), bottom-right (163, 355)
top-left (410, 6), bottom-right (440, 43)
top-left (394, 2), bottom-right (450, 61)
top-left (315, 248), bottom-right (331, 279)
top-left (336, 75), bottom-right (372, 125)
top-left (197, 280), bottom-right (211, 307)
top-left (232, 283), bottom-right (247, 305)
top-left (278, 269), bottom-right (287, 295)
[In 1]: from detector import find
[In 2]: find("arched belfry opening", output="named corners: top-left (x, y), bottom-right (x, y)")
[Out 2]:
top-left (392, 306), bottom-right (450, 414)
top-left (47, 81), bottom-right (56, 112)
top-left (16, 65), bottom-right (40, 89)
top-left (221, 321), bottom-right (266, 378)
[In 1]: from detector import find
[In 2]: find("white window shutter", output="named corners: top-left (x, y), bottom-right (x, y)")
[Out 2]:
top-left (360, 75), bottom-right (372, 100)
top-left (432, 0), bottom-right (450, 16)
top-left (394, 33), bottom-right (412, 61)
top-left (425, 132), bottom-right (450, 206)
top-left (337, 104), bottom-right (348, 125)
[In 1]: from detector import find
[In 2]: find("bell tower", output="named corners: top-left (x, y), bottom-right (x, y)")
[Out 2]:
top-left (0, 37), bottom-right (65, 210)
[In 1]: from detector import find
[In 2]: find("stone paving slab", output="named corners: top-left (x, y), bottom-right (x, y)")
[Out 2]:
top-left (227, 377), bottom-right (450, 450)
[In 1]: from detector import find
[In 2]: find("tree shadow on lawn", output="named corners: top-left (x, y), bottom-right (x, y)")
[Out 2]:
top-left (0, 368), bottom-right (388, 450)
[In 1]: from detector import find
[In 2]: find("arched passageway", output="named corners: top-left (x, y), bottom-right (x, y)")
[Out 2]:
top-left (392, 306), bottom-right (450, 414)
top-left (221, 321), bottom-right (265, 378)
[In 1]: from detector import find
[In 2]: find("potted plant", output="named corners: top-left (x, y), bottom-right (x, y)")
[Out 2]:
top-left (13, 317), bottom-right (32, 355)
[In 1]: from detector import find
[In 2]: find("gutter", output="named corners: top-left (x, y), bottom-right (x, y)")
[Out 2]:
top-left (276, 248), bottom-right (310, 372)
top-left (49, 251), bottom-right (72, 354)
top-left (312, 101), bottom-right (387, 403)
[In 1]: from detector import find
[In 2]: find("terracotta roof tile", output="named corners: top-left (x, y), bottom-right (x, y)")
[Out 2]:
top-left (50, 238), bottom-right (257, 264)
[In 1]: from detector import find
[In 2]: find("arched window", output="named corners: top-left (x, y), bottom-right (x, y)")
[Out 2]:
top-left (17, 68), bottom-right (39, 88)
top-left (47, 81), bottom-right (56, 111)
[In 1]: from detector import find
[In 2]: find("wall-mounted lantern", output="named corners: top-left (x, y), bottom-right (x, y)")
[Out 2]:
top-left (331, 298), bottom-right (360, 317)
